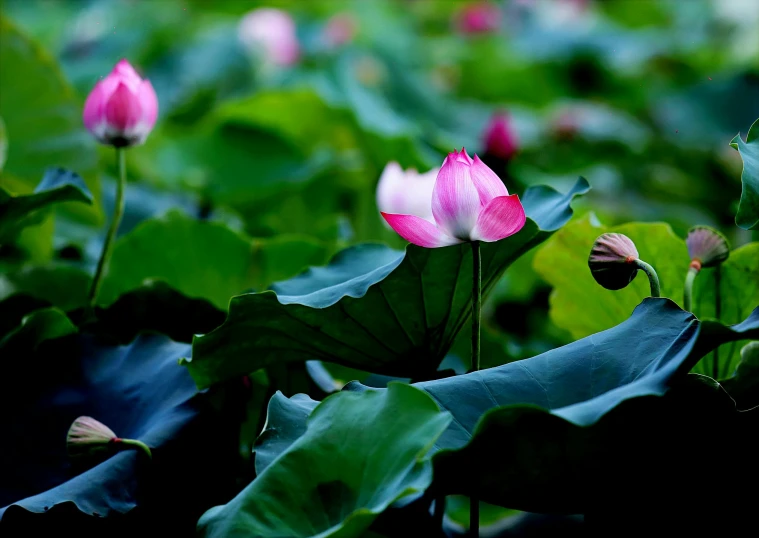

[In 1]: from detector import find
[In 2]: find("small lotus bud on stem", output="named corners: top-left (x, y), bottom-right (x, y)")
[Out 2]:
top-left (67, 416), bottom-right (152, 461)
top-left (588, 233), bottom-right (661, 297)
top-left (683, 226), bottom-right (730, 312)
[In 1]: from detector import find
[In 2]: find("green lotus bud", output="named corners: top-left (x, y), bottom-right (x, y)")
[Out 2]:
top-left (740, 341), bottom-right (759, 363)
top-left (588, 233), bottom-right (640, 290)
top-left (67, 416), bottom-right (152, 460)
top-left (686, 226), bottom-right (730, 270)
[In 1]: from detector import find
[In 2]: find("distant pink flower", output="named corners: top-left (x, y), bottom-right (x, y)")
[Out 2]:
top-left (456, 2), bottom-right (501, 34)
top-left (381, 149), bottom-right (525, 248)
top-left (376, 162), bottom-right (438, 225)
top-left (324, 13), bottom-right (358, 48)
top-left (483, 113), bottom-right (519, 160)
top-left (83, 59), bottom-right (158, 147)
top-left (238, 8), bottom-right (299, 67)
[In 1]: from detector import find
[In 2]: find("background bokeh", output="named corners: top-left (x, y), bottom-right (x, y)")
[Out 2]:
top-left (2, 0), bottom-right (758, 365)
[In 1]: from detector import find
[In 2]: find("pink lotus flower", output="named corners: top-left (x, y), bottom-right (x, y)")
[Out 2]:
top-left (83, 59), bottom-right (158, 148)
top-left (381, 149), bottom-right (526, 248)
top-left (238, 8), bottom-right (300, 67)
top-left (324, 13), bottom-right (358, 48)
top-left (456, 2), bottom-right (501, 34)
top-left (376, 162), bottom-right (439, 225)
top-left (483, 113), bottom-right (519, 160)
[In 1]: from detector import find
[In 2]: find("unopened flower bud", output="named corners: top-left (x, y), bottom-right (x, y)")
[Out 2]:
top-left (588, 233), bottom-right (640, 290)
top-left (686, 226), bottom-right (729, 270)
top-left (66, 416), bottom-right (117, 458)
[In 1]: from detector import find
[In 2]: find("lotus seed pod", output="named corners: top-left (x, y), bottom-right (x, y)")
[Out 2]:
top-left (686, 226), bottom-right (729, 269)
top-left (588, 233), bottom-right (640, 290)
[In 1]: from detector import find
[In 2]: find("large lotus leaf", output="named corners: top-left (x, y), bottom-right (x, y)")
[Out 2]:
top-left (533, 215), bottom-right (759, 372)
top-left (0, 332), bottom-right (237, 536)
top-left (98, 210), bottom-right (329, 310)
top-left (0, 17), bottom-right (100, 224)
top-left (262, 299), bottom-right (759, 514)
top-left (0, 168), bottom-right (93, 242)
top-left (184, 179), bottom-right (589, 388)
top-left (731, 117), bottom-right (759, 230)
top-left (197, 383), bottom-right (451, 538)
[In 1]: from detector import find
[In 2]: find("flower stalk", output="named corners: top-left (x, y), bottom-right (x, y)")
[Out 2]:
top-left (683, 261), bottom-right (700, 312)
top-left (88, 147), bottom-right (126, 308)
top-left (470, 240), bottom-right (481, 536)
top-left (633, 258), bottom-right (661, 298)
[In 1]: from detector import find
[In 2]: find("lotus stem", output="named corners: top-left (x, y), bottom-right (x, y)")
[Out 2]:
top-left (713, 266), bottom-right (722, 379)
top-left (470, 240), bottom-right (481, 536)
top-left (633, 259), bottom-right (660, 298)
top-left (112, 437), bottom-right (152, 460)
top-left (88, 147), bottom-right (126, 309)
top-left (683, 263), bottom-right (700, 312)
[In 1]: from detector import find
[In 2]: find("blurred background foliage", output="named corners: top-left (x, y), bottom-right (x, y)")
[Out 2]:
top-left (1, 0), bottom-right (758, 370)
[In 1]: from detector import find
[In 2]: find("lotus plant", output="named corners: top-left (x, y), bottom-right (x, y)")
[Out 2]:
top-left (588, 233), bottom-right (661, 297)
top-left (83, 59), bottom-right (158, 310)
top-left (376, 162), bottom-right (438, 226)
top-left (380, 148), bottom-right (525, 535)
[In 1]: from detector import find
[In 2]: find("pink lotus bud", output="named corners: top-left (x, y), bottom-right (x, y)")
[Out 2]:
top-left (66, 416), bottom-right (117, 458)
top-left (588, 233), bottom-right (640, 290)
top-left (483, 113), bottom-right (519, 160)
top-left (686, 226), bottom-right (729, 270)
top-left (455, 2), bottom-right (501, 34)
top-left (376, 162), bottom-right (438, 226)
top-left (82, 59), bottom-right (158, 148)
top-left (381, 148), bottom-right (526, 248)
top-left (323, 13), bottom-right (358, 48)
top-left (238, 8), bottom-right (300, 67)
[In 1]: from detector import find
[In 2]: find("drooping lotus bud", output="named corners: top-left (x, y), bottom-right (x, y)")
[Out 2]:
top-left (685, 226), bottom-right (730, 270)
top-left (66, 416), bottom-right (117, 458)
top-left (588, 233), bottom-right (640, 290)
top-left (238, 8), bottom-right (300, 67)
top-left (66, 416), bottom-right (152, 460)
top-left (483, 113), bottom-right (519, 161)
top-left (83, 59), bottom-right (158, 148)
top-left (455, 2), bottom-right (501, 34)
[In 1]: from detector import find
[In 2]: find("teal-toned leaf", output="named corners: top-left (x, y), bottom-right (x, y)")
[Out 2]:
top-left (0, 16), bottom-right (100, 224)
top-left (0, 333), bottom-right (238, 535)
top-left (197, 383), bottom-right (451, 538)
top-left (0, 168), bottom-right (93, 242)
top-left (185, 179), bottom-right (589, 388)
top-left (730, 117), bottom-right (759, 230)
top-left (417, 299), bottom-right (759, 512)
top-left (0, 307), bottom-right (77, 355)
top-left (98, 211), bottom-right (329, 311)
top-left (253, 392), bottom-right (319, 476)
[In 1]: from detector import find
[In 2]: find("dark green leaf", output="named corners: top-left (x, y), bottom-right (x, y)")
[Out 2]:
top-left (0, 307), bottom-right (76, 355)
top-left (98, 211), bottom-right (329, 311)
top-left (185, 179), bottom-right (590, 389)
top-left (0, 265), bottom-right (90, 311)
top-left (0, 17), bottom-right (100, 224)
top-left (730, 117), bottom-right (759, 230)
top-left (721, 341), bottom-right (759, 410)
top-left (197, 383), bottom-right (451, 538)
top-left (0, 168), bottom-right (93, 242)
